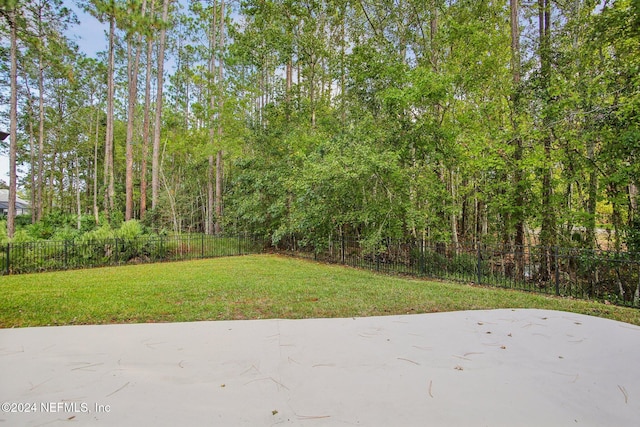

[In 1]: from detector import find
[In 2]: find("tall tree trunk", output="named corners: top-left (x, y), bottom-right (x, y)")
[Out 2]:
top-left (310, 57), bottom-right (316, 127)
top-left (430, 0), bottom-right (438, 70)
top-left (286, 58), bottom-right (292, 120)
top-left (75, 154), bottom-right (82, 230)
top-left (28, 114), bottom-right (36, 224)
top-left (184, 54), bottom-right (190, 129)
top-left (48, 150), bottom-right (57, 212)
top-left (6, 5), bottom-right (18, 238)
top-left (58, 135), bottom-right (65, 211)
top-left (104, 13), bottom-right (116, 218)
top-left (93, 105), bottom-right (100, 224)
top-left (340, 4), bottom-right (346, 126)
top-left (207, 0), bottom-right (218, 235)
top-left (140, 0), bottom-right (156, 219)
top-left (538, 0), bottom-right (555, 280)
top-left (21, 71), bottom-right (37, 224)
top-left (511, 0), bottom-right (525, 276)
top-left (586, 138), bottom-right (598, 248)
top-left (37, 52), bottom-right (45, 221)
top-left (450, 169), bottom-right (459, 248)
top-left (35, 3), bottom-right (45, 221)
top-left (215, 0), bottom-right (225, 235)
top-left (125, 39), bottom-right (135, 220)
top-left (125, 0), bottom-right (146, 221)
top-left (215, 150), bottom-right (223, 234)
top-left (152, 0), bottom-right (171, 211)
top-left (207, 156), bottom-right (215, 234)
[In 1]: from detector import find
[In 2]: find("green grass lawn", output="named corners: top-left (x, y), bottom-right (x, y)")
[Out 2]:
top-left (1, 254), bottom-right (638, 328)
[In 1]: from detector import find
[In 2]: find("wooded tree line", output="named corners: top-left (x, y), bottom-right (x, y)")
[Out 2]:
top-left (1, 0), bottom-right (638, 252)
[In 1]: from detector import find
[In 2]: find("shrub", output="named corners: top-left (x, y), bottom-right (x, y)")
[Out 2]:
top-left (0, 220), bottom-right (7, 245)
top-left (116, 220), bottom-right (145, 240)
top-left (10, 229), bottom-right (36, 243)
top-left (52, 226), bottom-right (81, 242)
top-left (80, 223), bottom-right (116, 242)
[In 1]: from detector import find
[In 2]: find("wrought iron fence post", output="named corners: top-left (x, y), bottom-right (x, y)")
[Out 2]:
top-left (555, 246), bottom-right (560, 296)
top-left (64, 240), bottom-right (69, 269)
top-left (5, 243), bottom-right (10, 275)
top-left (477, 244), bottom-right (482, 285)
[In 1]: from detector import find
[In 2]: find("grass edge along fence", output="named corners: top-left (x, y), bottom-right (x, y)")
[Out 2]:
top-left (2, 233), bottom-right (639, 309)
top-left (0, 234), bottom-right (263, 275)
top-left (275, 235), bottom-right (640, 309)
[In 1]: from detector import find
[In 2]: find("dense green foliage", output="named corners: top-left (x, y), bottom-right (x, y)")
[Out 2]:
top-left (1, 0), bottom-right (638, 251)
top-left (0, 214), bottom-right (149, 244)
top-left (0, 215), bottom-right (259, 274)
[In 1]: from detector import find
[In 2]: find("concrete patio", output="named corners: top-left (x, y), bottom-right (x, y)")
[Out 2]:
top-left (1, 309), bottom-right (639, 426)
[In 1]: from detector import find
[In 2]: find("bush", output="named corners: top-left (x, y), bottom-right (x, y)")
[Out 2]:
top-left (25, 212), bottom-right (98, 240)
top-left (15, 214), bottom-right (31, 228)
top-left (52, 226), bottom-right (81, 242)
top-left (80, 224), bottom-right (115, 242)
top-left (10, 229), bottom-right (36, 243)
top-left (116, 220), bottom-right (145, 240)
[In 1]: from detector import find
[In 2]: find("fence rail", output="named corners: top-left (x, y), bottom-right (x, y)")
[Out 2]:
top-left (275, 236), bottom-right (640, 308)
top-left (0, 234), bottom-right (263, 275)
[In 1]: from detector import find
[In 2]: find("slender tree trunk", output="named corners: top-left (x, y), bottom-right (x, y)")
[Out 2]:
top-left (58, 134), bottom-right (65, 211)
top-left (286, 59), bottom-right (292, 120)
top-left (215, 150), bottom-right (223, 234)
top-left (184, 54), bottom-right (190, 129)
top-left (207, 0), bottom-right (218, 235)
top-left (29, 115), bottom-right (36, 223)
top-left (630, 183), bottom-right (638, 215)
top-left (340, 5), bottom-right (346, 126)
top-left (35, 3), bottom-right (46, 221)
top-left (538, 0), bottom-right (555, 280)
top-left (310, 57), bottom-right (316, 127)
top-left (6, 5), bottom-right (18, 238)
top-left (93, 105), bottom-right (100, 224)
top-left (586, 138), bottom-right (598, 248)
top-left (152, 0), bottom-right (171, 211)
top-left (450, 169), bottom-right (459, 249)
top-left (104, 13), bottom-right (116, 218)
top-left (125, 40), bottom-right (135, 220)
top-left (140, 0), bottom-right (155, 219)
top-left (75, 154), bottom-right (82, 230)
top-left (430, 0), bottom-right (438, 70)
top-left (207, 155), bottom-right (215, 234)
top-left (49, 150), bottom-right (56, 212)
top-left (215, 0), bottom-right (225, 234)
top-left (511, 0), bottom-right (525, 276)
top-left (125, 0), bottom-right (146, 220)
top-left (21, 72), bottom-right (37, 224)
top-left (37, 52), bottom-right (45, 221)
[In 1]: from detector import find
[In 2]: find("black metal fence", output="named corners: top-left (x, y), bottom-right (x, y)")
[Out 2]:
top-left (275, 236), bottom-right (640, 308)
top-left (2, 233), bottom-right (639, 308)
top-left (0, 234), bottom-right (263, 275)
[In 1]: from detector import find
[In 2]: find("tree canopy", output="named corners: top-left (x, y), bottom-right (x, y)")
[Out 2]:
top-left (0, 0), bottom-right (638, 252)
